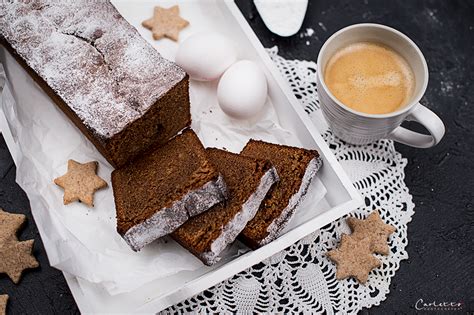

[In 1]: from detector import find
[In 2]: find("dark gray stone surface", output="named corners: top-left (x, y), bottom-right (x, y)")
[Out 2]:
top-left (0, 138), bottom-right (79, 314)
top-left (0, 1), bottom-right (472, 314)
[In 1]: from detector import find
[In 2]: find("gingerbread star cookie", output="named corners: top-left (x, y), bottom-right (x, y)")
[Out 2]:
top-left (54, 160), bottom-right (107, 207)
top-left (0, 209), bottom-right (25, 242)
top-left (0, 240), bottom-right (39, 284)
top-left (0, 209), bottom-right (39, 284)
top-left (347, 211), bottom-right (396, 255)
top-left (0, 295), bottom-right (8, 315)
top-left (327, 234), bottom-right (381, 284)
top-left (142, 5), bottom-right (189, 41)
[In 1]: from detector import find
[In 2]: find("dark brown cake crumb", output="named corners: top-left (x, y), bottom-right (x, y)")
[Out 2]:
top-left (112, 129), bottom-right (227, 251)
top-left (172, 148), bottom-right (278, 265)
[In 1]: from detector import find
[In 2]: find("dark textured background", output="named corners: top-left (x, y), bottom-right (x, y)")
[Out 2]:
top-left (1, 0), bottom-right (473, 314)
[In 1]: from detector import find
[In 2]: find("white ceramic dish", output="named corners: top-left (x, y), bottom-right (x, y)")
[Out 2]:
top-left (0, 0), bottom-right (362, 313)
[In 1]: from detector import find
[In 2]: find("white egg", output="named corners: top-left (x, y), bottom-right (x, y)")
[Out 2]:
top-left (175, 32), bottom-right (238, 81)
top-left (217, 60), bottom-right (268, 120)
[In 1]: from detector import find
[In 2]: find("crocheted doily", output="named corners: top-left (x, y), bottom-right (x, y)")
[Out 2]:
top-left (166, 47), bottom-right (415, 314)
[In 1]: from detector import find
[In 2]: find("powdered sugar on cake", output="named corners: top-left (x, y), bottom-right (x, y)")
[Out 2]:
top-left (0, 1), bottom-right (186, 139)
top-left (201, 167), bottom-right (279, 265)
top-left (260, 156), bottom-right (322, 246)
top-left (124, 175), bottom-right (227, 252)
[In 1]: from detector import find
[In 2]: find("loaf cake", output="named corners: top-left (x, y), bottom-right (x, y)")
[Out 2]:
top-left (0, 1), bottom-right (190, 168)
top-left (112, 130), bottom-right (227, 251)
top-left (172, 148), bottom-right (278, 265)
top-left (239, 140), bottom-right (322, 249)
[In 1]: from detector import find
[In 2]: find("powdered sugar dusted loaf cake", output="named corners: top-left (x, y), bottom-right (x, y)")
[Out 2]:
top-left (0, 1), bottom-right (190, 167)
top-left (112, 130), bottom-right (228, 251)
top-left (172, 148), bottom-right (278, 265)
top-left (239, 140), bottom-right (322, 249)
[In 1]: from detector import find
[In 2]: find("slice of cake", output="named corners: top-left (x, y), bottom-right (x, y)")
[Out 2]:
top-left (0, 1), bottom-right (190, 167)
top-left (239, 140), bottom-right (322, 249)
top-left (112, 130), bottom-right (227, 251)
top-left (172, 148), bottom-right (278, 265)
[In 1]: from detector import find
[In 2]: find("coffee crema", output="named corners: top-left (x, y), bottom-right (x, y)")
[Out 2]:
top-left (324, 42), bottom-right (415, 115)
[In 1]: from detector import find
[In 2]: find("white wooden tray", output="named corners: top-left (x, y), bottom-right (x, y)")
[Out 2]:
top-left (0, 0), bottom-right (362, 313)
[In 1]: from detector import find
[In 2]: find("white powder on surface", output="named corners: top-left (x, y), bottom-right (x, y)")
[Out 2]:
top-left (305, 27), bottom-right (315, 37)
top-left (440, 80), bottom-right (454, 95)
top-left (318, 22), bottom-right (327, 32)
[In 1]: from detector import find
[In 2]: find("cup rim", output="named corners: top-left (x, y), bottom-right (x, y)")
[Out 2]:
top-left (316, 23), bottom-right (429, 119)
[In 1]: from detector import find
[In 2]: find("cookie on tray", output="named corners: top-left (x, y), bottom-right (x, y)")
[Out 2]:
top-left (54, 160), bottom-right (107, 207)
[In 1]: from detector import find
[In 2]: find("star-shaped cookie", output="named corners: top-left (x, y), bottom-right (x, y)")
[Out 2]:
top-left (54, 160), bottom-right (107, 207)
top-left (0, 295), bottom-right (8, 315)
top-left (0, 209), bottom-right (25, 242)
top-left (142, 5), bottom-right (189, 41)
top-left (0, 209), bottom-right (39, 284)
top-left (347, 211), bottom-right (396, 255)
top-left (0, 240), bottom-right (39, 284)
top-left (327, 234), bottom-right (381, 284)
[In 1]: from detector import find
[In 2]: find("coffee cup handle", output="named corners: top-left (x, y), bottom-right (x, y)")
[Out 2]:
top-left (388, 103), bottom-right (445, 148)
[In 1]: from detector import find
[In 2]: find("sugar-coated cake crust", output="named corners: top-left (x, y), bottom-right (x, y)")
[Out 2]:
top-left (0, 1), bottom-right (190, 167)
top-left (200, 167), bottom-right (278, 265)
top-left (112, 130), bottom-right (228, 251)
top-left (239, 140), bottom-right (322, 249)
top-left (0, 0), bottom-right (185, 138)
top-left (259, 156), bottom-right (321, 246)
top-left (172, 149), bottom-right (279, 265)
top-left (119, 175), bottom-right (227, 252)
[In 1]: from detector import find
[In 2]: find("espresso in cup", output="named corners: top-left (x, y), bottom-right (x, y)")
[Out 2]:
top-left (324, 42), bottom-right (415, 115)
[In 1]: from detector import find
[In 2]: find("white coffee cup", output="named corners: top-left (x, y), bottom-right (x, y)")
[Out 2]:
top-left (317, 23), bottom-right (445, 148)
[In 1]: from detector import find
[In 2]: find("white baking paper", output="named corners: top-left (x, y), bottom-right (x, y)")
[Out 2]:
top-left (0, 47), bottom-right (327, 295)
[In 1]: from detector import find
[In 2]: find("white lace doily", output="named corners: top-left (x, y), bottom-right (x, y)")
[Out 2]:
top-left (166, 47), bottom-right (415, 314)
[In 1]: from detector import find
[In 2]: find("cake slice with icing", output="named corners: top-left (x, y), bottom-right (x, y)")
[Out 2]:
top-left (112, 130), bottom-right (227, 251)
top-left (239, 140), bottom-right (322, 249)
top-left (172, 148), bottom-right (278, 265)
